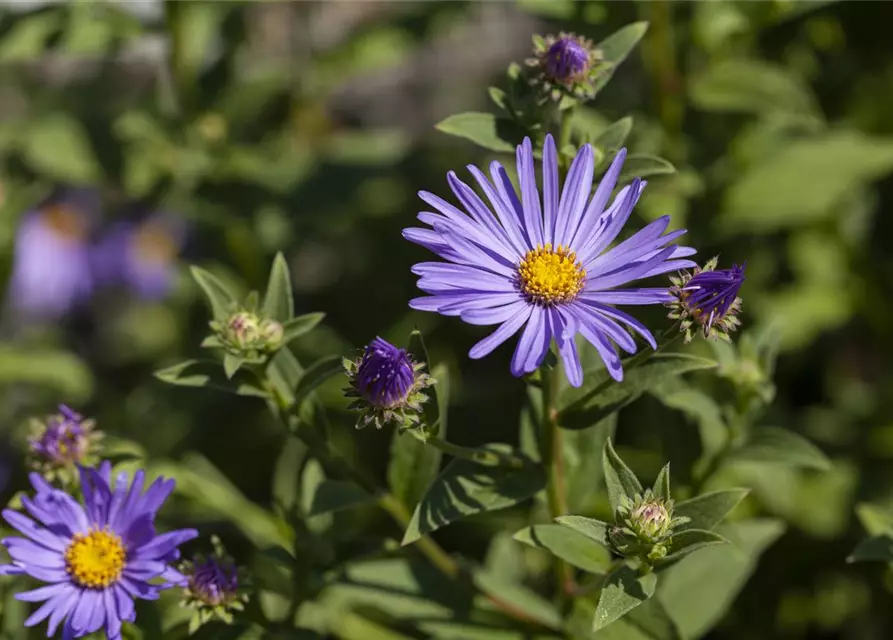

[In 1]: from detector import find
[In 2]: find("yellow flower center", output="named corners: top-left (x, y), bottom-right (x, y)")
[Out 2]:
top-left (133, 222), bottom-right (178, 265)
top-left (517, 244), bottom-right (585, 306)
top-left (64, 528), bottom-right (126, 588)
top-left (44, 205), bottom-right (88, 242)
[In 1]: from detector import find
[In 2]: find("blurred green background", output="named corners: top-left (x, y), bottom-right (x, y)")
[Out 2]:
top-left (1, 1), bottom-right (893, 638)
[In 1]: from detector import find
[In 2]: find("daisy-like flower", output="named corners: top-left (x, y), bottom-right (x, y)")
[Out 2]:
top-left (8, 188), bottom-right (99, 320)
top-left (93, 212), bottom-right (187, 301)
top-left (0, 462), bottom-right (198, 639)
top-left (668, 258), bottom-right (745, 343)
top-left (343, 337), bottom-right (434, 430)
top-left (403, 136), bottom-right (696, 386)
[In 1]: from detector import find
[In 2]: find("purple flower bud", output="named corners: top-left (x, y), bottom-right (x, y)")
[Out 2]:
top-left (187, 556), bottom-right (240, 607)
top-left (544, 36), bottom-right (591, 85)
top-left (669, 259), bottom-right (746, 343)
top-left (28, 405), bottom-right (96, 467)
top-left (355, 337), bottom-right (415, 409)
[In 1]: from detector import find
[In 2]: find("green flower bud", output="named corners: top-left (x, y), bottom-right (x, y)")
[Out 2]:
top-left (609, 490), bottom-right (689, 563)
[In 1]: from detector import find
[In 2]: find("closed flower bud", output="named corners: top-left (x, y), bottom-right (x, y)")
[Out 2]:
top-left (610, 490), bottom-right (689, 563)
top-left (527, 33), bottom-right (603, 102)
top-left (668, 257), bottom-right (745, 343)
top-left (225, 311), bottom-right (261, 350)
top-left (28, 405), bottom-right (102, 486)
top-left (344, 337), bottom-right (435, 431)
top-left (210, 308), bottom-right (285, 360)
top-left (180, 537), bottom-right (249, 632)
top-left (259, 319), bottom-right (284, 350)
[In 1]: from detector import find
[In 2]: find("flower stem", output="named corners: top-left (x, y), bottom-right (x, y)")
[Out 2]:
top-left (426, 435), bottom-right (528, 469)
top-left (539, 363), bottom-right (576, 600)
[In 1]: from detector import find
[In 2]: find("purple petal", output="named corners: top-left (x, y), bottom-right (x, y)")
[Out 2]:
top-left (542, 135), bottom-right (559, 243)
top-left (510, 306), bottom-right (552, 376)
top-left (516, 137), bottom-right (545, 248)
top-left (581, 288), bottom-right (672, 305)
top-left (468, 305), bottom-right (533, 359)
top-left (554, 145), bottom-right (595, 248)
top-left (131, 528), bottom-right (198, 562)
top-left (567, 148), bottom-right (627, 250)
top-left (461, 300), bottom-right (529, 326)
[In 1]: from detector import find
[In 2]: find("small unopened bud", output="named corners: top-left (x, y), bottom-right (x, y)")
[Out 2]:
top-left (226, 311), bottom-right (261, 350)
top-left (27, 405), bottom-right (102, 486)
top-left (527, 32), bottom-right (603, 101)
top-left (180, 537), bottom-right (249, 632)
top-left (259, 319), bottom-right (283, 350)
top-left (609, 490), bottom-right (688, 563)
top-left (668, 257), bottom-right (746, 343)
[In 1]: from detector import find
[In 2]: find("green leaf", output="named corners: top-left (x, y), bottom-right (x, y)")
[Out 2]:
top-left (262, 252), bottom-right (294, 322)
top-left (604, 438), bottom-right (643, 511)
top-left (591, 116), bottom-right (633, 153)
top-left (514, 524), bottom-right (612, 574)
top-left (21, 114), bottom-right (100, 183)
top-left (488, 86), bottom-right (509, 110)
top-left (401, 445), bottom-right (544, 545)
top-left (388, 365), bottom-right (448, 509)
top-left (0, 11), bottom-right (62, 61)
top-left (272, 436), bottom-right (307, 514)
top-left (653, 464), bottom-right (671, 502)
top-left (282, 313), bottom-right (326, 345)
top-left (722, 131), bottom-right (893, 232)
top-left (473, 568), bottom-right (563, 630)
top-left (658, 519), bottom-right (786, 638)
top-left (618, 154), bottom-right (676, 183)
top-left (223, 353), bottom-right (243, 379)
top-left (689, 58), bottom-right (820, 117)
top-left (593, 565), bottom-right (657, 632)
top-left (658, 529), bottom-right (728, 566)
top-left (674, 489), bottom-right (749, 532)
top-left (648, 379), bottom-right (728, 461)
top-left (0, 345), bottom-right (93, 402)
top-left (592, 22), bottom-right (650, 96)
top-left (855, 502), bottom-right (893, 536)
top-left (848, 535), bottom-right (893, 563)
top-left (727, 427), bottom-right (831, 471)
top-left (292, 355), bottom-right (344, 409)
top-left (555, 515), bottom-right (612, 548)
top-left (435, 112), bottom-right (525, 153)
top-left (569, 593), bottom-right (682, 640)
top-left (564, 414), bottom-right (616, 512)
top-left (154, 360), bottom-right (267, 398)
top-left (191, 266), bottom-right (238, 321)
top-left (561, 354), bottom-right (717, 430)
top-left (307, 480), bottom-right (373, 517)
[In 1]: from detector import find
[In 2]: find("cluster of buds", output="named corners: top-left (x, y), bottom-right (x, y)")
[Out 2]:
top-left (27, 405), bottom-right (102, 487)
top-left (668, 257), bottom-right (745, 343)
top-left (179, 537), bottom-right (249, 633)
top-left (207, 306), bottom-right (284, 362)
top-left (608, 489), bottom-right (690, 564)
top-left (343, 337), bottom-right (434, 432)
top-left (526, 33), bottom-right (605, 103)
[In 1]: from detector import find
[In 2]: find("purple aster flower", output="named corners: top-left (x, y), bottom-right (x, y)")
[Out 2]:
top-left (403, 136), bottom-right (696, 386)
top-left (0, 462), bottom-right (198, 640)
top-left (93, 213), bottom-right (186, 301)
top-left (8, 189), bottom-right (99, 320)
top-left (28, 405), bottom-right (100, 469)
top-left (668, 258), bottom-right (745, 343)
top-left (343, 337), bottom-right (435, 430)
top-left (545, 35), bottom-right (591, 85)
top-left (179, 537), bottom-right (247, 629)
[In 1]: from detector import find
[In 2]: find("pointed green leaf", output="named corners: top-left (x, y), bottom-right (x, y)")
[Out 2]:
top-left (554, 515), bottom-right (612, 548)
top-left (653, 464), bottom-right (671, 502)
top-left (0, 345), bottom-right (94, 402)
top-left (604, 438), bottom-right (643, 511)
top-left (564, 414), bottom-right (616, 512)
top-left (657, 529), bottom-right (729, 568)
top-left (591, 22), bottom-right (649, 96)
top-left (855, 502), bottom-right (893, 536)
top-left (658, 519), bottom-right (786, 638)
top-left (727, 426), bottom-right (831, 471)
top-left (155, 360), bottom-right (267, 398)
top-left (514, 524), bottom-right (612, 574)
top-left (473, 568), bottom-right (563, 630)
top-left (848, 535), bottom-right (893, 563)
top-left (292, 355), bottom-right (344, 409)
top-left (282, 313), bottom-right (325, 345)
top-left (435, 112), bottom-right (525, 153)
top-left (307, 480), bottom-right (373, 517)
top-left (560, 354), bottom-right (717, 430)
top-left (272, 436), bottom-right (307, 514)
top-left (488, 86), bottom-right (509, 111)
top-left (402, 445), bottom-right (544, 545)
top-left (675, 489), bottom-right (749, 532)
top-left (21, 114), bottom-right (101, 183)
top-left (262, 252), bottom-right (294, 322)
top-left (618, 154), bottom-right (675, 183)
top-left (191, 265), bottom-right (238, 321)
top-left (593, 565), bottom-right (657, 631)
top-left (591, 116), bottom-right (633, 154)
top-left (223, 353), bottom-right (243, 379)
top-left (388, 363), bottom-right (449, 509)
top-left (649, 379), bottom-right (728, 461)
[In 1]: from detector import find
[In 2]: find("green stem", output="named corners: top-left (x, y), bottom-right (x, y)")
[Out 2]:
top-left (539, 363), bottom-right (575, 600)
top-left (426, 436), bottom-right (527, 469)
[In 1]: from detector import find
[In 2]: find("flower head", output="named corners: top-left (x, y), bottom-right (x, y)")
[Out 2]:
top-left (93, 212), bottom-right (186, 301)
top-left (180, 536), bottom-right (248, 631)
top-left (668, 258), bottom-right (745, 343)
top-left (0, 462), bottom-right (198, 639)
top-left (28, 405), bottom-right (102, 484)
top-left (609, 489), bottom-right (688, 562)
top-left (344, 337), bottom-right (434, 431)
top-left (8, 188), bottom-right (99, 320)
top-left (208, 307), bottom-right (284, 360)
top-left (403, 136), bottom-right (696, 386)
top-left (528, 33), bottom-right (603, 101)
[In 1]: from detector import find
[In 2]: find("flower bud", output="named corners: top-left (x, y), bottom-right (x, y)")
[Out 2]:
top-left (210, 308), bottom-right (285, 360)
top-left (258, 319), bottom-right (284, 350)
top-left (344, 337), bottom-right (434, 431)
top-left (668, 257), bottom-right (746, 343)
top-left (180, 537), bottom-right (248, 631)
top-left (609, 490), bottom-right (688, 563)
top-left (527, 32), bottom-right (603, 101)
top-left (27, 405), bottom-right (102, 486)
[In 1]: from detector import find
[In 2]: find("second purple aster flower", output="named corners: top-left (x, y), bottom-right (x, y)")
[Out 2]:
top-left (403, 136), bottom-right (696, 386)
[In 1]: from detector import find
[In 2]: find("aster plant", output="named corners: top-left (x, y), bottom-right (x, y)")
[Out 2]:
top-left (0, 462), bottom-right (197, 639)
top-left (179, 536), bottom-right (249, 633)
top-left (27, 405), bottom-right (102, 488)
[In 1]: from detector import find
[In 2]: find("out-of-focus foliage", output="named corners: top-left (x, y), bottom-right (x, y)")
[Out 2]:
top-left (1, 1), bottom-right (893, 639)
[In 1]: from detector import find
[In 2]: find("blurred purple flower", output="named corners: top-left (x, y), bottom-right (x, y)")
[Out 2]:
top-left (93, 213), bottom-right (186, 301)
top-left (8, 189), bottom-right (99, 320)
